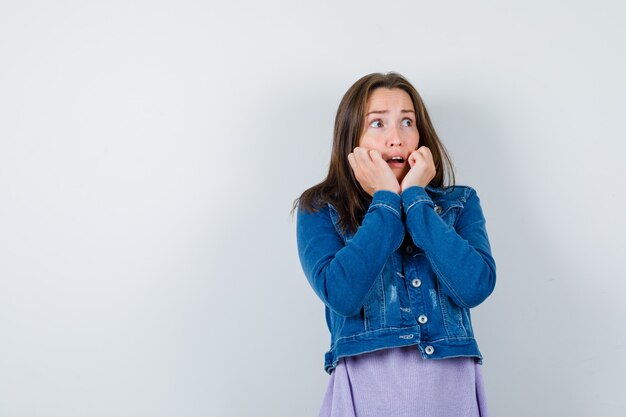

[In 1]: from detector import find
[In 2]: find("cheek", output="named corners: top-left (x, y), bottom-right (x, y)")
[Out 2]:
top-left (358, 133), bottom-right (376, 148)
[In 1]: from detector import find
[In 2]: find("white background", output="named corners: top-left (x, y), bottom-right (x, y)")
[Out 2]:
top-left (1, 1), bottom-right (625, 416)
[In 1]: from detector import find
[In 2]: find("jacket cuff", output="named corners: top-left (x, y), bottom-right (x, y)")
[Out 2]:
top-left (370, 190), bottom-right (402, 218)
top-left (401, 186), bottom-right (434, 213)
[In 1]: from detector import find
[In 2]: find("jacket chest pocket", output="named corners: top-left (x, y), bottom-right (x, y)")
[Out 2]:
top-left (434, 200), bottom-right (464, 227)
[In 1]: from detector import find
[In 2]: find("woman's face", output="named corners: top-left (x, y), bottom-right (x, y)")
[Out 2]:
top-left (358, 88), bottom-right (420, 182)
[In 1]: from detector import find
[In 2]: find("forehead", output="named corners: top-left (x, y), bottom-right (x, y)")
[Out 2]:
top-left (366, 88), bottom-right (414, 111)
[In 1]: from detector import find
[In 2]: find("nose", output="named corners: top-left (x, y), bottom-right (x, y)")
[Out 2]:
top-left (386, 125), bottom-right (403, 147)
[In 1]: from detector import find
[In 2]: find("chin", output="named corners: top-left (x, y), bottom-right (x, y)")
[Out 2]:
top-left (396, 171), bottom-right (408, 182)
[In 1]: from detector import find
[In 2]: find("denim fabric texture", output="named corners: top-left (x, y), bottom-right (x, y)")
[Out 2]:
top-left (296, 185), bottom-right (496, 374)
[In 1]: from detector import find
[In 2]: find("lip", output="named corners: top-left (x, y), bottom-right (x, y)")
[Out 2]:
top-left (385, 153), bottom-right (407, 167)
top-left (386, 160), bottom-right (406, 169)
top-left (384, 153), bottom-right (407, 162)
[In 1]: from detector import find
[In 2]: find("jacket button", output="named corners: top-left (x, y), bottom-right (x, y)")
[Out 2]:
top-left (405, 245), bottom-right (414, 254)
top-left (425, 345), bottom-right (435, 355)
top-left (411, 278), bottom-right (422, 288)
top-left (434, 205), bottom-right (442, 214)
top-left (418, 315), bottom-right (428, 324)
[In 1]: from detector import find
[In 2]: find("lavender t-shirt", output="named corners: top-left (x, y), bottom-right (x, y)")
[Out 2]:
top-left (318, 345), bottom-right (490, 417)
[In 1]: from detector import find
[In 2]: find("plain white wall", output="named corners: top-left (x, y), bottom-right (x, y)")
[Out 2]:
top-left (1, 0), bottom-right (625, 416)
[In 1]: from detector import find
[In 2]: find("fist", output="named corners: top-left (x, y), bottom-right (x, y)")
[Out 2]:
top-left (347, 147), bottom-right (400, 196)
top-left (400, 146), bottom-right (436, 191)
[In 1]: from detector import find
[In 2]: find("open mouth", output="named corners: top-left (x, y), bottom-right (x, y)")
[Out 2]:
top-left (386, 156), bottom-right (405, 165)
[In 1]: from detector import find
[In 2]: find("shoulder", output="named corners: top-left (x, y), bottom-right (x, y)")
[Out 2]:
top-left (425, 184), bottom-right (478, 203)
top-left (297, 202), bottom-right (331, 222)
top-left (297, 202), bottom-right (341, 234)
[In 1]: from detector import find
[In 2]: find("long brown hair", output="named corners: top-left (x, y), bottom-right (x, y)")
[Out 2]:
top-left (293, 72), bottom-right (455, 234)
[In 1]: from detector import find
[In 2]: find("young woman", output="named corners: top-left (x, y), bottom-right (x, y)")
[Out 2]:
top-left (294, 72), bottom-right (496, 417)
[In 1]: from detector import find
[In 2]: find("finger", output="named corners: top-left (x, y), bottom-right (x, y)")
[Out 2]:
top-left (418, 146), bottom-right (432, 159)
top-left (419, 147), bottom-right (436, 169)
top-left (410, 150), bottom-right (425, 167)
top-left (368, 149), bottom-right (384, 164)
top-left (354, 147), bottom-right (374, 167)
top-left (347, 152), bottom-right (359, 171)
top-left (356, 146), bottom-right (373, 162)
top-left (369, 149), bottom-right (393, 171)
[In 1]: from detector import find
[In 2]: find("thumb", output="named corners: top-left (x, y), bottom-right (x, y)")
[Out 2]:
top-left (368, 149), bottom-right (381, 159)
top-left (408, 150), bottom-right (419, 167)
top-left (369, 149), bottom-right (387, 166)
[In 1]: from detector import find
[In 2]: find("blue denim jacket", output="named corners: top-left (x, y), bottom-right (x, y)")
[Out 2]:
top-left (296, 185), bottom-right (496, 374)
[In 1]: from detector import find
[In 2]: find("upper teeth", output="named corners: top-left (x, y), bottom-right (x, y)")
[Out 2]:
top-left (391, 156), bottom-right (403, 161)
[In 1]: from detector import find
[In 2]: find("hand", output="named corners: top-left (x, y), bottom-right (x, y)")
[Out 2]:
top-left (348, 147), bottom-right (400, 196)
top-left (400, 146), bottom-right (436, 192)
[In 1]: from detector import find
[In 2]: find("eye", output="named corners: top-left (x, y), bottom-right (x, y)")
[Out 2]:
top-left (401, 118), bottom-right (413, 127)
top-left (369, 120), bottom-right (383, 128)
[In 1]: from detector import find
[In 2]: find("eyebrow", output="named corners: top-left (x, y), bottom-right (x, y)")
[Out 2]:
top-left (366, 109), bottom-right (415, 116)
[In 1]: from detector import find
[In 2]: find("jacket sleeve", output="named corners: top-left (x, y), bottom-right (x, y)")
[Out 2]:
top-left (296, 190), bottom-right (405, 317)
top-left (401, 186), bottom-right (496, 309)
